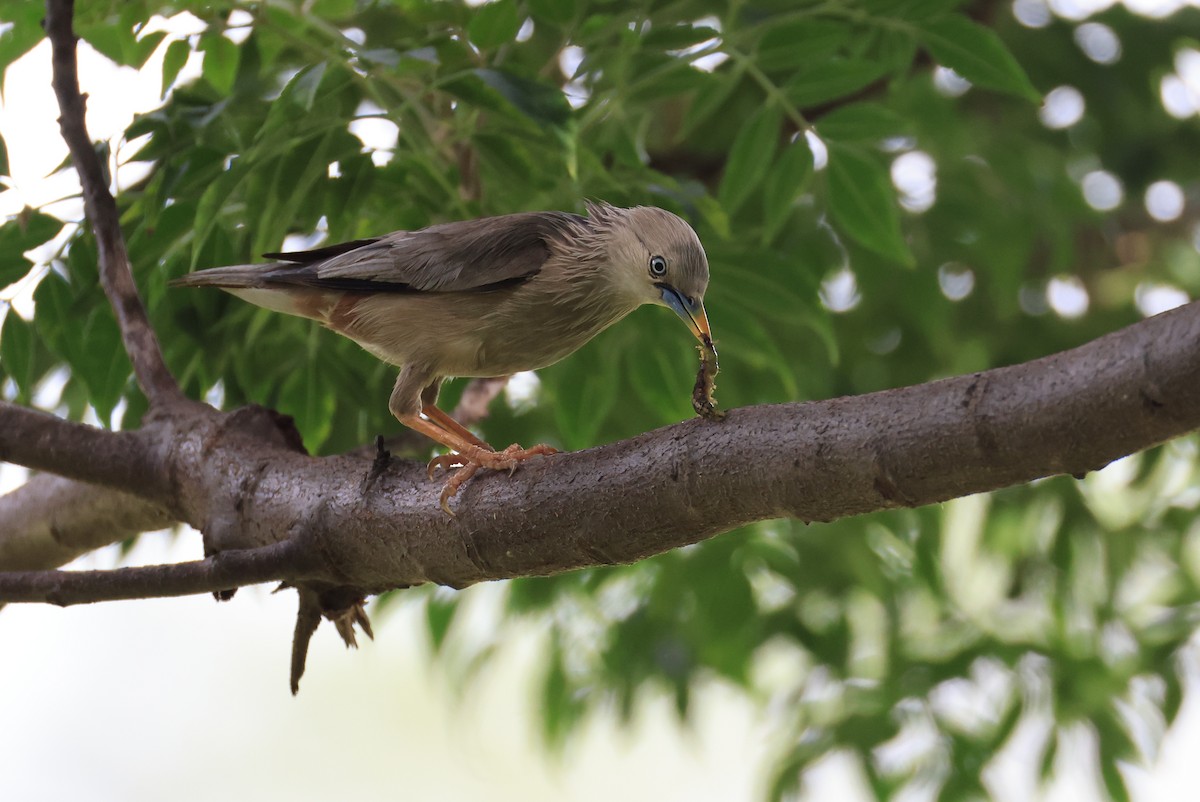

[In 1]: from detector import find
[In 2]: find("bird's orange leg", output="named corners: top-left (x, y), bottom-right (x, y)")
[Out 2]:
top-left (421, 404), bottom-right (492, 451)
top-left (396, 410), bottom-right (557, 514)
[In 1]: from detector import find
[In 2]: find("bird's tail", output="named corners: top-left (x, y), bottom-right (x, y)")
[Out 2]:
top-left (171, 262), bottom-right (335, 320)
top-left (170, 263), bottom-right (278, 289)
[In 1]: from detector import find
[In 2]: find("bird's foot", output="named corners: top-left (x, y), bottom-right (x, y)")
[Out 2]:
top-left (428, 443), bottom-right (558, 514)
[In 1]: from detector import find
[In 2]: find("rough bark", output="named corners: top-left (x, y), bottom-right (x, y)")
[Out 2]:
top-left (2, 297), bottom-right (1199, 604)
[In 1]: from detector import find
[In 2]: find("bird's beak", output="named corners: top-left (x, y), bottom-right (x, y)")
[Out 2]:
top-left (657, 284), bottom-right (711, 342)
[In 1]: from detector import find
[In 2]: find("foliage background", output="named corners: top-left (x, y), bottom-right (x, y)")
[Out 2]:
top-left (2, 0), bottom-right (1200, 798)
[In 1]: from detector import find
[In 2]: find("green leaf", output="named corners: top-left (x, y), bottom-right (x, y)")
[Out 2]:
top-left (541, 646), bottom-right (586, 748)
top-left (0, 4), bottom-right (45, 77)
top-left (161, 39), bottom-right (192, 97)
top-left (474, 69), bottom-right (572, 127)
top-left (757, 20), bottom-right (849, 71)
top-left (718, 105), bottom-right (782, 216)
top-left (0, 211), bottom-right (65, 288)
top-left (815, 102), bottom-right (907, 143)
top-left (31, 271), bottom-right (75, 362)
top-left (528, 0), bottom-right (577, 25)
top-left (134, 31), bottom-right (168, 69)
top-left (784, 59), bottom-right (888, 108)
top-left (283, 63), bottom-right (328, 111)
top-left (121, 385), bottom-right (149, 430)
top-left (1099, 755), bottom-right (1131, 802)
top-left (0, 254), bottom-right (30, 288)
top-left (717, 263), bottom-right (813, 326)
top-left (1163, 672), bottom-right (1184, 723)
top-left (876, 27), bottom-right (919, 71)
top-left (252, 129), bottom-right (348, 256)
top-left (77, 23), bottom-right (131, 66)
top-left (191, 169), bottom-right (245, 268)
top-left (825, 143), bottom-right (913, 265)
top-left (678, 65), bottom-right (746, 141)
top-left (426, 592), bottom-right (459, 653)
top-left (918, 16), bottom-right (1040, 102)
top-left (312, 0), bottom-right (359, 15)
top-left (863, 0), bottom-right (968, 20)
top-left (468, 0), bottom-right (522, 49)
top-left (279, 358), bottom-right (336, 450)
top-left (547, 339), bottom-right (619, 449)
top-left (0, 132), bottom-right (8, 177)
top-left (473, 132), bottom-right (541, 187)
top-left (30, 270), bottom-right (131, 421)
top-left (78, 311), bottom-right (132, 426)
top-left (1, 310), bottom-right (36, 399)
top-left (200, 32), bottom-right (240, 95)
top-left (643, 24), bottom-right (720, 50)
top-left (762, 141), bottom-right (814, 243)
top-left (625, 333), bottom-right (694, 422)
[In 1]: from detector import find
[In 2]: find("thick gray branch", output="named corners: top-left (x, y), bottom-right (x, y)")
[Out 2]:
top-left (0, 382), bottom-right (508, 573)
top-left (2, 300), bottom-right (1198, 606)
top-left (319, 301), bottom-right (1200, 591)
top-left (43, 0), bottom-right (183, 407)
top-left (0, 402), bottom-right (172, 500)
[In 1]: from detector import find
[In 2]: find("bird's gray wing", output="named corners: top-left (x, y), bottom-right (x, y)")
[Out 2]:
top-left (260, 211), bottom-right (586, 294)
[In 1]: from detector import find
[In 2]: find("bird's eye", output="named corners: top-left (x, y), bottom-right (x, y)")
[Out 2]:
top-left (649, 255), bottom-right (667, 276)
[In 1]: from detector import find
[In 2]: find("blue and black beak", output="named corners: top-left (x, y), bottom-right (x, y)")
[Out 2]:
top-left (657, 283), bottom-right (711, 342)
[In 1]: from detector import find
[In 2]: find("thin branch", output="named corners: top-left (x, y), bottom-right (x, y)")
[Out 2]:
top-left (0, 539), bottom-right (312, 605)
top-left (0, 402), bottom-right (170, 499)
top-left (43, 0), bottom-right (184, 408)
top-left (453, 376), bottom-right (511, 422)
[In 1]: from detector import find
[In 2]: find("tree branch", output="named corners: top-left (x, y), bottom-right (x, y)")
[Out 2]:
top-left (0, 475), bottom-right (171, 570)
top-left (314, 302), bottom-right (1200, 593)
top-left (0, 402), bottom-right (171, 499)
top-left (43, 0), bottom-right (184, 408)
top-left (3, 301), bottom-right (1198, 605)
top-left (0, 538), bottom-right (311, 605)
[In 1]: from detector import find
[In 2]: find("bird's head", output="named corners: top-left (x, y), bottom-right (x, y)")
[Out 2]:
top-left (588, 201), bottom-right (712, 343)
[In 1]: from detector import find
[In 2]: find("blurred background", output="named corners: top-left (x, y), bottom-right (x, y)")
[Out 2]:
top-left (2, 0), bottom-right (1200, 798)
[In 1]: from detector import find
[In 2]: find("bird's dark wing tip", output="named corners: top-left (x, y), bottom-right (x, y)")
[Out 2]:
top-left (263, 237), bottom-right (382, 263)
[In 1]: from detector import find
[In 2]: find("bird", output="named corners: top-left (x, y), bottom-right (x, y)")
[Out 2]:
top-left (172, 201), bottom-right (712, 511)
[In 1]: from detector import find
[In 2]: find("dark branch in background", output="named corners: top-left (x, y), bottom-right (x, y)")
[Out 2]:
top-left (0, 538), bottom-right (311, 605)
top-left (453, 376), bottom-right (511, 423)
top-left (43, 0), bottom-right (184, 408)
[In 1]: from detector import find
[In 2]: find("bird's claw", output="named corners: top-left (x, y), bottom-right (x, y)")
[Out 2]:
top-left (427, 451), bottom-right (466, 478)
top-left (439, 462), bottom-right (480, 515)
top-left (428, 443), bottom-right (558, 513)
top-left (497, 443), bottom-right (558, 475)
